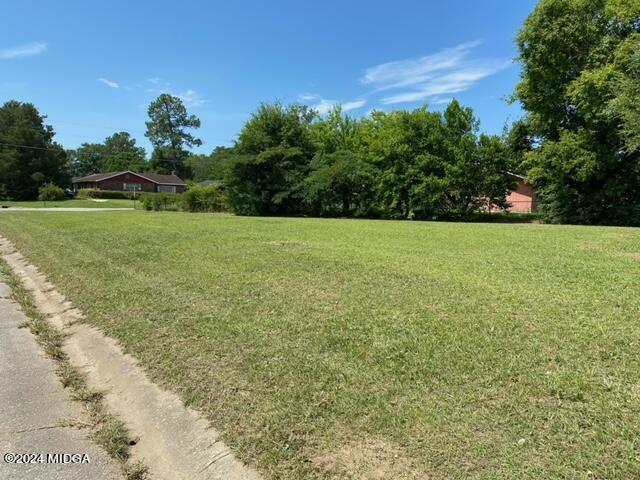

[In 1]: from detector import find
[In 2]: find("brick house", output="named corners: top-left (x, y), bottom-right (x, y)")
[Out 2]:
top-left (506, 173), bottom-right (537, 213)
top-left (72, 171), bottom-right (187, 194)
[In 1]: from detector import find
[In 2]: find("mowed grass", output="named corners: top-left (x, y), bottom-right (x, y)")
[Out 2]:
top-left (0, 212), bottom-right (639, 479)
top-left (0, 198), bottom-right (135, 208)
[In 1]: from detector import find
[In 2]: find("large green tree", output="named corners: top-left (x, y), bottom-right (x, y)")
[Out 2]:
top-left (67, 131), bottom-right (147, 177)
top-left (102, 132), bottom-right (147, 172)
top-left (516, 0), bottom-right (640, 225)
top-left (303, 108), bottom-right (377, 216)
top-left (361, 101), bottom-right (512, 219)
top-left (145, 94), bottom-right (202, 176)
top-left (66, 143), bottom-right (105, 178)
top-left (0, 101), bottom-right (68, 200)
top-left (225, 103), bottom-right (316, 215)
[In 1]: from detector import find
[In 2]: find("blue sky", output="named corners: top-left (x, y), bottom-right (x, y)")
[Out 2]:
top-left (1, 0), bottom-right (537, 155)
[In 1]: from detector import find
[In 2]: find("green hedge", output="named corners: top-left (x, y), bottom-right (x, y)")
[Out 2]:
top-left (139, 192), bottom-right (180, 211)
top-left (139, 185), bottom-right (229, 213)
top-left (77, 189), bottom-right (136, 199)
top-left (180, 185), bottom-right (228, 212)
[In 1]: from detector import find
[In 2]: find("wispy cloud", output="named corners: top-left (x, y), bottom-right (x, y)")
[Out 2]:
top-left (144, 78), bottom-right (206, 108)
top-left (0, 42), bottom-right (47, 60)
top-left (298, 94), bottom-right (366, 114)
top-left (430, 97), bottom-right (453, 105)
top-left (380, 62), bottom-right (510, 105)
top-left (298, 93), bottom-right (319, 101)
top-left (342, 99), bottom-right (367, 111)
top-left (362, 41), bottom-right (482, 91)
top-left (98, 78), bottom-right (119, 89)
top-left (361, 41), bottom-right (511, 106)
top-left (146, 77), bottom-right (171, 94)
top-left (178, 89), bottom-right (206, 108)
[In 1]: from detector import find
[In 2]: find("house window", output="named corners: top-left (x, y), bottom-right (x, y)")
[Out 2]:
top-left (157, 185), bottom-right (177, 194)
top-left (123, 183), bottom-right (142, 191)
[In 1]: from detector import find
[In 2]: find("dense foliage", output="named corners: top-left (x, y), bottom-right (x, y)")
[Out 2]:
top-left (0, 101), bottom-right (68, 200)
top-left (37, 183), bottom-right (66, 201)
top-left (180, 184), bottom-right (228, 212)
top-left (137, 185), bottom-right (227, 213)
top-left (219, 101), bottom-right (514, 220)
top-left (516, 0), bottom-right (640, 225)
top-left (66, 131), bottom-right (148, 178)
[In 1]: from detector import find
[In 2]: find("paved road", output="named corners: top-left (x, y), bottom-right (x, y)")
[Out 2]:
top-left (0, 208), bottom-right (133, 212)
top-left (0, 281), bottom-right (122, 479)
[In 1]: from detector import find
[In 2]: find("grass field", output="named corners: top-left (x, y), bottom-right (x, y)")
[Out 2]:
top-left (0, 198), bottom-right (135, 209)
top-left (0, 211), bottom-right (639, 479)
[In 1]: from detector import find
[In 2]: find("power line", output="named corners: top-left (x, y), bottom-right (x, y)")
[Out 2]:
top-left (49, 119), bottom-right (149, 137)
top-left (0, 142), bottom-right (126, 158)
top-left (0, 142), bottom-right (60, 152)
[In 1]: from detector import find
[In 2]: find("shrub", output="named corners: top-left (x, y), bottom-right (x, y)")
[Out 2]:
top-left (77, 189), bottom-right (136, 199)
top-left (180, 185), bottom-right (228, 212)
top-left (139, 192), bottom-right (179, 211)
top-left (38, 184), bottom-right (66, 201)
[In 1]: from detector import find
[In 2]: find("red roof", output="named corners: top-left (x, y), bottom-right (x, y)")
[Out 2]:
top-left (72, 171), bottom-right (186, 186)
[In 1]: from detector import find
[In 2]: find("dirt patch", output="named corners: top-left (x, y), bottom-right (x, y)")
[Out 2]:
top-left (312, 439), bottom-right (424, 480)
top-left (0, 236), bottom-right (261, 480)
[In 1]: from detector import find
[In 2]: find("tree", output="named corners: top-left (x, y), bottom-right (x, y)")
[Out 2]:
top-left (66, 143), bottom-right (105, 178)
top-left (302, 150), bottom-right (377, 216)
top-left (303, 108), bottom-right (377, 216)
top-left (145, 94), bottom-right (202, 176)
top-left (102, 132), bottom-right (147, 172)
top-left (359, 101), bottom-right (512, 220)
top-left (225, 103), bottom-right (316, 215)
top-left (0, 101), bottom-right (68, 200)
top-left (184, 154), bottom-right (211, 182)
top-left (516, 0), bottom-right (640, 225)
top-left (66, 132), bottom-right (147, 177)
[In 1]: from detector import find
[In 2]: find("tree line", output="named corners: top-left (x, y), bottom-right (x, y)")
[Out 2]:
top-left (216, 101), bottom-right (515, 219)
top-left (1, 0), bottom-right (638, 224)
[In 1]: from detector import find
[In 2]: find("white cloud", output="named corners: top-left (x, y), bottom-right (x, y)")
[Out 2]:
top-left (308, 97), bottom-right (366, 115)
top-left (430, 97), bottom-right (453, 105)
top-left (143, 78), bottom-right (205, 107)
top-left (342, 99), bottom-right (367, 111)
top-left (98, 78), bottom-right (119, 89)
top-left (0, 42), bottom-right (47, 60)
top-left (178, 89), bottom-right (206, 108)
top-left (312, 99), bottom-right (337, 115)
top-left (298, 93), bottom-right (320, 101)
top-left (362, 41), bottom-right (482, 91)
top-left (361, 41), bottom-right (511, 106)
top-left (380, 61), bottom-right (511, 105)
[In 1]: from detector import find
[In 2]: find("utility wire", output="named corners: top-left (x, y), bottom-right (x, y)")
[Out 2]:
top-left (0, 142), bottom-right (61, 152)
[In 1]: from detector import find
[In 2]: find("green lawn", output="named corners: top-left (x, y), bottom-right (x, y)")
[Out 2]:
top-left (0, 212), bottom-right (639, 479)
top-left (0, 198), bottom-right (135, 209)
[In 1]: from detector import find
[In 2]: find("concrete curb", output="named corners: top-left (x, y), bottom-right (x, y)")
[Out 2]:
top-left (0, 236), bottom-right (262, 480)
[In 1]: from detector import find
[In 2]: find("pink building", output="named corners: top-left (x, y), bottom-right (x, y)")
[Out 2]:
top-left (506, 173), bottom-right (537, 213)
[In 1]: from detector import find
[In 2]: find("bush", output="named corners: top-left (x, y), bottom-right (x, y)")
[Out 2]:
top-left (180, 185), bottom-right (228, 212)
top-left (139, 192), bottom-right (179, 211)
top-left (38, 184), bottom-right (66, 201)
top-left (77, 189), bottom-right (135, 199)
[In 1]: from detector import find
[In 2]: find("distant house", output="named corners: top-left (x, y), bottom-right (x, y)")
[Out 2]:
top-left (72, 171), bottom-right (187, 194)
top-left (506, 173), bottom-right (537, 213)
